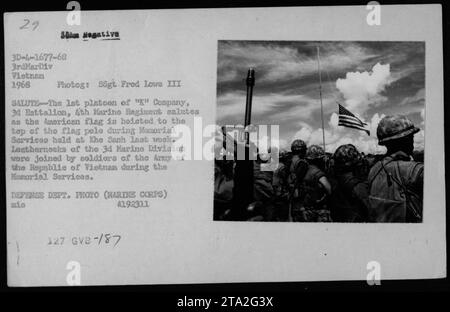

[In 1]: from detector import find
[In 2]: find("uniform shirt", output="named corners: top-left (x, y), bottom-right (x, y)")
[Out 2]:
top-left (301, 164), bottom-right (327, 209)
top-left (330, 171), bottom-right (369, 222)
top-left (368, 151), bottom-right (423, 222)
top-left (253, 160), bottom-right (274, 202)
top-left (273, 163), bottom-right (289, 198)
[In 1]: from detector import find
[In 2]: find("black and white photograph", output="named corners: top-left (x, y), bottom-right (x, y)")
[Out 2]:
top-left (214, 40), bottom-right (425, 223)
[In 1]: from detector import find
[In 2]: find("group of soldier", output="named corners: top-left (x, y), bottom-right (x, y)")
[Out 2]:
top-left (214, 114), bottom-right (424, 223)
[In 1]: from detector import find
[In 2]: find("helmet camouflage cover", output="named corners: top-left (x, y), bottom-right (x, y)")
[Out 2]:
top-left (333, 144), bottom-right (361, 167)
top-left (377, 115), bottom-right (420, 145)
top-left (305, 144), bottom-right (325, 160)
top-left (291, 139), bottom-right (307, 154)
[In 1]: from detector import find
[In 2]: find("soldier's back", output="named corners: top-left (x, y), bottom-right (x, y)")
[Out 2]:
top-left (368, 152), bottom-right (423, 222)
top-left (330, 172), bottom-right (369, 222)
top-left (301, 165), bottom-right (326, 208)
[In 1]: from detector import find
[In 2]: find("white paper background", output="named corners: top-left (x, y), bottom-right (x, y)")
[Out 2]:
top-left (5, 5), bottom-right (445, 286)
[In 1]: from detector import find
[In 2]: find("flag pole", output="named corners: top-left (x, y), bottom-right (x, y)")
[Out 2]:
top-left (317, 46), bottom-right (326, 152)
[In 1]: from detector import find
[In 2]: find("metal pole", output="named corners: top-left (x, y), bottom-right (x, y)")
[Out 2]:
top-left (317, 46), bottom-right (326, 152)
top-left (231, 68), bottom-right (255, 221)
top-left (245, 68), bottom-right (255, 138)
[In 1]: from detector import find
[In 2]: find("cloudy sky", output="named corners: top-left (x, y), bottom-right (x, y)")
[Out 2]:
top-left (216, 41), bottom-right (425, 154)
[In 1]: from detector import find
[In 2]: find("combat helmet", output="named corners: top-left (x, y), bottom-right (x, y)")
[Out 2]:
top-left (291, 139), bottom-right (307, 155)
top-left (305, 145), bottom-right (325, 160)
top-left (377, 115), bottom-right (420, 145)
top-left (333, 144), bottom-right (361, 167)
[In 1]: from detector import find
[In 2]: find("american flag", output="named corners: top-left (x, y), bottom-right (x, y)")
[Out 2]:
top-left (338, 103), bottom-right (370, 135)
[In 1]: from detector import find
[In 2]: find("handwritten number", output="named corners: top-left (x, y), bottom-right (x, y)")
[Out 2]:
top-left (32, 21), bottom-right (39, 30)
top-left (19, 19), bottom-right (30, 29)
top-left (113, 235), bottom-right (121, 247)
top-left (20, 19), bottom-right (39, 31)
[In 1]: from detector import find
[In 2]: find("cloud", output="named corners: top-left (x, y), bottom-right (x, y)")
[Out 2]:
top-left (400, 88), bottom-right (425, 106)
top-left (258, 134), bottom-right (289, 151)
top-left (336, 63), bottom-right (392, 114)
top-left (217, 92), bottom-right (305, 120)
top-left (420, 108), bottom-right (425, 126)
top-left (217, 41), bottom-right (372, 84)
top-left (216, 90), bottom-right (325, 127)
top-left (414, 129), bottom-right (424, 151)
top-left (368, 113), bottom-right (385, 138)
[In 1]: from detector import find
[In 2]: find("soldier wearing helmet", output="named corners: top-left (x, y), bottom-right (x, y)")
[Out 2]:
top-left (287, 139), bottom-right (309, 221)
top-left (272, 150), bottom-right (291, 221)
top-left (252, 146), bottom-right (276, 221)
top-left (294, 144), bottom-right (332, 222)
top-left (329, 144), bottom-right (369, 222)
top-left (289, 140), bottom-right (308, 179)
top-left (291, 139), bottom-right (307, 157)
top-left (368, 115), bottom-right (423, 222)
